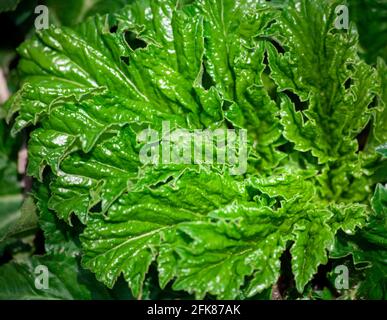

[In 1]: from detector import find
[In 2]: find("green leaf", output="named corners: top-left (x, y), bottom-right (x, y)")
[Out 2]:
top-left (0, 197), bottom-right (38, 242)
top-left (0, 254), bottom-right (113, 299)
top-left (348, 0), bottom-right (387, 63)
top-left (268, 0), bottom-right (380, 163)
top-left (34, 182), bottom-right (81, 256)
top-left (171, 203), bottom-right (288, 299)
top-left (81, 170), bottom-right (246, 298)
top-left (248, 169), bottom-right (316, 201)
top-left (45, 0), bottom-right (100, 26)
top-left (0, 120), bottom-right (23, 245)
top-left (376, 143), bottom-right (387, 157)
top-left (0, 194), bottom-right (23, 244)
top-left (331, 184), bottom-right (387, 299)
top-left (0, 0), bottom-right (20, 13)
top-left (291, 215), bottom-right (334, 292)
top-left (368, 59), bottom-right (387, 150)
top-left (0, 121), bottom-right (20, 196)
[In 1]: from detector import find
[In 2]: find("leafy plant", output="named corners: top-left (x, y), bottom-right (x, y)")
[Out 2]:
top-left (0, 0), bottom-right (386, 300)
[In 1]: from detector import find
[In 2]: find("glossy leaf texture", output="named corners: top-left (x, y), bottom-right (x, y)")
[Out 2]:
top-left (267, 0), bottom-right (379, 163)
top-left (4, 0), bottom-right (386, 299)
